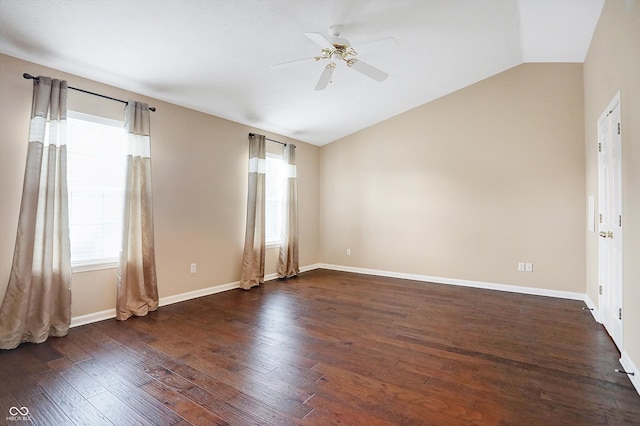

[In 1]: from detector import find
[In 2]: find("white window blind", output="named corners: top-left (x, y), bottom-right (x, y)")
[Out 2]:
top-left (265, 153), bottom-right (285, 246)
top-left (66, 112), bottom-right (126, 268)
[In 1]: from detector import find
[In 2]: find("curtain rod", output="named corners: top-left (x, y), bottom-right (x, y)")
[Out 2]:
top-left (248, 132), bottom-right (296, 148)
top-left (23, 73), bottom-right (156, 112)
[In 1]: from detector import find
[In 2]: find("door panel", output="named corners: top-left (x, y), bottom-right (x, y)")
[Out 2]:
top-left (598, 96), bottom-right (623, 351)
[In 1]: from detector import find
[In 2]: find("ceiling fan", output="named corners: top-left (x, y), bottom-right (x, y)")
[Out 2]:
top-left (272, 25), bottom-right (398, 91)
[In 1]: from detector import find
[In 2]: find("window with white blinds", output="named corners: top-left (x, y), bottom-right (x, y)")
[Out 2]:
top-left (66, 112), bottom-right (126, 269)
top-left (265, 153), bottom-right (285, 246)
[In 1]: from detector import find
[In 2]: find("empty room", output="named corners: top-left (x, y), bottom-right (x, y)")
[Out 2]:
top-left (0, 0), bottom-right (639, 424)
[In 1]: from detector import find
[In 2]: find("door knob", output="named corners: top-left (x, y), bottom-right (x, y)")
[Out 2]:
top-left (600, 231), bottom-right (607, 238)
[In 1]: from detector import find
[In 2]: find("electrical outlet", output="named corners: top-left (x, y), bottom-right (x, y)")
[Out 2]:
top-left (190, 263), bottom-right (197, 273)
top-left (525, 263), bottom-right (533, 272)
top-left (518, 262), bottom-right (525, 272)
top-left (346, 248), bottom-right (351, 256)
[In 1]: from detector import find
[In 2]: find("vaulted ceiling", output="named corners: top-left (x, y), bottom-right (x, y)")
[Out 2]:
top-left (0, 0), bottom-right (604, 145)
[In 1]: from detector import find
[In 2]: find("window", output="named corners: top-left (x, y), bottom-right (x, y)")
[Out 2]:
top-left (265, 153), bottom-right (285, 246)
top-left (66, 112), bottom-right (126, 270)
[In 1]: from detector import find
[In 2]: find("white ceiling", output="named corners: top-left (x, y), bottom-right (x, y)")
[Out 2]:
top-left (0, 0), bottom-right (604, 146)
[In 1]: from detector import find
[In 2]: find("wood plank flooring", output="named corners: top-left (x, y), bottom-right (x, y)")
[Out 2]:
top-left (1, 269), bottom-right (639, 425)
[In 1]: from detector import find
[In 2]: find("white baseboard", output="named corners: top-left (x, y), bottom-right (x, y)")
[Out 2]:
top-left (265, 263), bottom-right (322, 282)
top-left (70, 262), bottom-right (586, 326)
top-left (70, 263), bottom-right (322, 328)
top-left (159, 281), bottom-right (240, 306)
top-left (264, 272), bottom-right (279, 281)
top-left (583, 293), bottom-right (601, 323)
top-left (70, 280), bottom-right (241, 328)
top-left (70, 308), bottom-right (117, 328)
top-left (70, 263), bottom-right (585, 328)
top-left (300, 263), bottom-right (321, 273)
top-left (620, 351), bottom-right (640, 397)
top-left (318, 263), bottom-right (585, 301)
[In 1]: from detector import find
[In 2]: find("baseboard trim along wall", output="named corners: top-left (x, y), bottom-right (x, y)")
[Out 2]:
top-left (620, 351), bottom-right (640, 396)
top-left (70, 308), bottom-right (118, 328)
top-left (71, 262), bottom-right (585, 327)
top-left (318, 263), bottom-right (586, 301)
top-left (69, 280), bottom-right (241, 328)
top-left (584, 293), bottom-right (601, 323)
top-left (70, 263), bottom-right (321, 328)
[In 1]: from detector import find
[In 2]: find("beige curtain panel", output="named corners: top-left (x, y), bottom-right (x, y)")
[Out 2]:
top-left (240, 133), bottom-right (266, 289)
top-left (116, 101), bottom-right (159, 320)
top-left (277, 144), bottom-right (299, 278)
top-left (0, 77), bottom-right (72, 350)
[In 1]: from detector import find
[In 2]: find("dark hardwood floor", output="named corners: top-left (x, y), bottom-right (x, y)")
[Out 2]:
top-left (1, 269), bottom-right (639, 425)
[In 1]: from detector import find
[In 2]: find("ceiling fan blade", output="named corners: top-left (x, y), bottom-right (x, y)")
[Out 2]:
top-left (315, 66), bottom-right (334, 91)
top-left (271, 56), bottom-right (316, 69)
top-left (348, 59), bottom-right (389, 82)
top-left (305, 32), bottom-right (335, 50)
top-left (352, 37), bottom-right (398, 53)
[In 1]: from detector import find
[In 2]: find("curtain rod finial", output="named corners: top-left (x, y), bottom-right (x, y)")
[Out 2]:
top-left (23, 73), bottom-right (34, 80)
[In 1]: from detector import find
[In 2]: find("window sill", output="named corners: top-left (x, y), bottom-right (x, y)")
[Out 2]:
top-left (72, 259), bottom-right (118, 273)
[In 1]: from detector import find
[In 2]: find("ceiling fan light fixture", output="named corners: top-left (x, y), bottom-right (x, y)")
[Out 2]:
top-left (314, 45), bottom-right (358, 63)
top-left (314, 48), bottom-right (332, 61)
top-left (276, 27), bottom-right (395, 90)
top-left (338, 46), bottom-right (357, 60)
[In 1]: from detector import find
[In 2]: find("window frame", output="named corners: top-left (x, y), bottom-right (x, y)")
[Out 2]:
top-left (66, 111), bottom-right (125, 273)
top-left (265, 152), bottom-right (285, 248)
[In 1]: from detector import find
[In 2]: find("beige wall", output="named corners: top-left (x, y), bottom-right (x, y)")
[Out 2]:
top-left (584, 0), bottom-right (640, 371)
top-left (319, 63), bottom-right (586, 293)
top-left (0, 53), bottom-right (319, 318)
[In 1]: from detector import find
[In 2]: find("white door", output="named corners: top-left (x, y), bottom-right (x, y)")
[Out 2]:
top-left (598, 94), bottom-right (623, 351)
